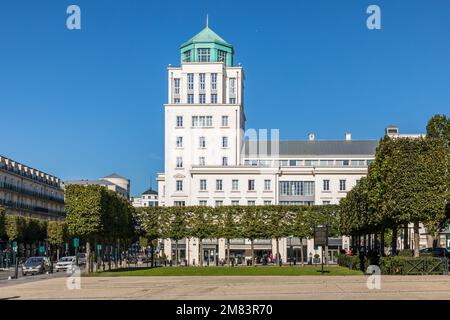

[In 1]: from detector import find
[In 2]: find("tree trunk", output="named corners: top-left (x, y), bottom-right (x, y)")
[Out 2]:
top-left (175, 240), bottom-right (179, 266)
top-left (250, 240), bottom-right (255, 267)
top-left (374, 233), bottom-right (378, 253)
top-left (300, 238), bottom-right (304, 267)
top-left (86, 241), bottom-right (91, 274)
top-left (380, 227), bottom-right (385, 257)
top-left (227, 238), bottom-right (231, 267)
top-left (392, 226), bottom-right (398, 254)
top-left (403, 224), bottom-right (409, 250)
top-left (199, 239), bottom-right (203, 267)
top-left (150, 241), bottom-right (154, 268)
top-left (276, 237), bottom-right (280, 266)
top-left (413, 222), bottom-right (420, 257)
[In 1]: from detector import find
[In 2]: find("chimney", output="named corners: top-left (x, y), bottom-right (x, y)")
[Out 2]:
top-left (345, 133), bottom-right (352, 141)
top-left (309, 133), bottom-right (315, 141)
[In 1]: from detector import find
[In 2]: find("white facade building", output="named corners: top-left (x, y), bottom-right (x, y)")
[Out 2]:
top-left (65, 173), bottom-right (130, 200)
top-left (132, 188), bottom-right (158, 208)
top-left (157, 24), bottom-right (379, 265)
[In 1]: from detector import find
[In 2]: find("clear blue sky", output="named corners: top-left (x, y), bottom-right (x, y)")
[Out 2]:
top-left (0, 0), bottom-right (449, 196)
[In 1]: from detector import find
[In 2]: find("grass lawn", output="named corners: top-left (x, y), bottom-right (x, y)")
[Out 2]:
top-left (89, 265), bottom-right (363, 277)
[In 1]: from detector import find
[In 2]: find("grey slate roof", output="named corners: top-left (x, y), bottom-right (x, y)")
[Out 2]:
top-left (142, 188), bottom-right (158, 195)
top-left (103, 173), bottom-right (127, 179)
top-left (243, 140), bottom-right (379, 157)
top-left (65, 179), bottom-right (115, 186)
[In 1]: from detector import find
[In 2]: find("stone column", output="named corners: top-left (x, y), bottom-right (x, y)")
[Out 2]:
top-left (218, 238), bottom-right (226, 262)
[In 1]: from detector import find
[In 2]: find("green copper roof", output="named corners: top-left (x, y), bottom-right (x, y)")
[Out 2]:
top-left (181, 27), bottom-right (232, 48)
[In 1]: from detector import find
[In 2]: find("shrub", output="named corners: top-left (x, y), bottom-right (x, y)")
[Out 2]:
top-left (398, 249), bottom-right (414, 257)
top-left (379, 256), bottom-right (446, 275)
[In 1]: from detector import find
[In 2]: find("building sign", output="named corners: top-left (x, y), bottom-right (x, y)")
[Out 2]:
top-left (314, 225), bottom-right (328, 247)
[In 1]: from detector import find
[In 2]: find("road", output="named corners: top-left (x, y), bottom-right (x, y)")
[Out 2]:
top-left (0, 275), bottom-right (449, 300)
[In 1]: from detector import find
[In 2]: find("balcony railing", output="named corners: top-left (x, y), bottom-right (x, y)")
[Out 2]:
top-left (0, 162), bottom-right (61, 188)
top-left (0, 198), bottom-right (65, 216)
top-left (0, 182), bottom-right (65, 204)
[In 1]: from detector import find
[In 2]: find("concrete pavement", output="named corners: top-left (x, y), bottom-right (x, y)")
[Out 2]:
top-left (0, 275), bottom-right (450, 300)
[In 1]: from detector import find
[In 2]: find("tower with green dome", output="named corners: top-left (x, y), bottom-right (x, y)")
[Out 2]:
top-left (180, 19), bottom-right (234, 67)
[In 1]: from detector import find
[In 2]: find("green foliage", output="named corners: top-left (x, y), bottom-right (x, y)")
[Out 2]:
top-left (0, 207), bottom-right (6, 240)
top-left (47, 221), bottom-right (67, 246)
top-left (426, 114), bottom-right (450, 141)
top-left (65, 185), bottom-right (136, 241)
top-left (398, 249), bottom-right (414, 257)
top-left (379, 256), bottom-right (446, 275)
top-left (5, 215), bottom-right (26, 241)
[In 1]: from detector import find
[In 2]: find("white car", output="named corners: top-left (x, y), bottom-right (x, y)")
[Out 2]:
top-left (55, 256), bottom-right (76, 272)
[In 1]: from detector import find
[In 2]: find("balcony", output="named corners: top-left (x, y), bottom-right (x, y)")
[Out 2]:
top-left (0, 182), bottom-right (65, 204)
top-left (0, 198), bottom-right (65, 217)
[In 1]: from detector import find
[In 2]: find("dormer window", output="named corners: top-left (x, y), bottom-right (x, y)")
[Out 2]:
top-left (183, 50), bottom-right (191, 62)
top-left (198, 48), bottom-right (210, 62)
top-left (218, 50), bottom-right (227, 62)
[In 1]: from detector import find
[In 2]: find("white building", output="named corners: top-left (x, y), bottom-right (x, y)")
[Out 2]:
top-left (0, 155), bottom-right (65, 221)
top-left (65, 173), bottom-right (130, 200)
top-left (132, 188), bottom-right (158, 207)
top-left (156, 23), bottom-right (379, 265)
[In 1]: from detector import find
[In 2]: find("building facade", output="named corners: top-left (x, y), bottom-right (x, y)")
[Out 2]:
top-left (0, 155), bottom-right (65, 221)
top-left (132, 188), bottom-right (158, 207)
top-left (156, 24), bottom-right (379, 264)
top-left (65, 173), bottom-right (130, 200)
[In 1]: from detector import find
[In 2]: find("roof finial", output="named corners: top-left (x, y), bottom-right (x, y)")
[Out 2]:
top-left (206, 14), bottom-right (209, 28)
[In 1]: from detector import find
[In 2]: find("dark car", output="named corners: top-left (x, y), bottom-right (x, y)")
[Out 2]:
top-left (419, 247), bottom-right (433, 254)
top-left (22, 257), bottom-right (51, 276)
top-left (432, 248), bottom-right (450, 258)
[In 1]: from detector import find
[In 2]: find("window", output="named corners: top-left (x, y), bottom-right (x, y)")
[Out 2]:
top-left (264, 180), bottom-right (271, 191)
top-left (176, 137), bottom-right (183, 148)
top-left (187, 73), bottom-right (194, 90)
top-left (174, 78), bottom-right (180, 94)
top-left (222, 157), bottom-right (228, 166)
top-left (199, 200), bottom-right (207, 206)
top-left (305, 160), bottom-right (318, 166)
top-left (176, 180), bottom-right (183, 192)
top-left (336, 160), bottom-right (350, 166)
top-left (183, 50), bottom-right (191, 62)
top-left (174, 98), bottom-right (180, 104)
top-left (176, 116), bottom-right (183, 127)
top-left (216, 179), bottom-right (223, 191)
top-left (232, 179), bottom-right (239, 191)
top-left (211, 73), bottom-right (217, 90)
top-left (200, 179), bottom-right (207, 191)
top-left (279, 181), bottom-right (315, 196)
top-left (231, 200), bottom-right (239, 206)
top-left (197, 48), bottom-right (210, 62)
top-left (211, 94), bottom-right (217, 104)
top-left (248, 180), bottom-right (255, 191)
top-left (192, 116), bottom-right (213, 127)
top-left (187, 94), bottom-right (194, 104)
top-left (264, 200), bottom-right (272, 205)
top-left (222, 116), bottom-right (229, 127)
top-left (320, 160), bottom-right (333, 166)
top-left (176, 157), bottom-right (183, 168)
top-left (229, 98), bottom-right (236, 104)
top-left (218, 50), bottom-right (227, 62)
top-left (199, 157), bottom-right (206, 166)
top-left (323, 201), bottom-right (331, 205)
top-left (174, 201), bottom-right (185, 206)
top-left (247, 201), bottom-right (256, 206)
top-left (199, 136), bottom-right (206, 148)
top-left (230, 78), bottom-right (236, 94)
top-left (215, 200), bottom-right (223, 207)
top-left (199, 73), bottom-right (205, 90)
top-left (340, 180), bottom-right (346, 191)
top-left (222, 136), bottom-right (229, 148)
top-left (199, 94), bottom-right (206, 104)
top-left (323, 180), bottom-right (330, 191)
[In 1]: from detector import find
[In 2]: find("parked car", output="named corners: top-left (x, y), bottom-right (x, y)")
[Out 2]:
top-left (419, 247), bottom-right (433, 255)
top-left (55, 256), bottom-right (76, 272)
top-left (432, 247), bottom-right (450, 258)
top-left (22, 257), bottom-right (51, 276)
top-left (76, 253), bottom-right (87, 266)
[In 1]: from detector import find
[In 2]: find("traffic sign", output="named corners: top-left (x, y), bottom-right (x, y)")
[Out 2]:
top-left (39, 245), bottom-right (45, 254)
top-left (12, 241), bottom-right (17, 252)
top-left (73, 238), bottom-right (79, 248)
top-left (97, 244), bottom-right (102, 251)
top-left (314, 225), bottom-right (328, 247)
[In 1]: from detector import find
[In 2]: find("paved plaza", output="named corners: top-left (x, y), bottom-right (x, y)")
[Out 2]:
top-left (0, 275), bottom-right (449, 300)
